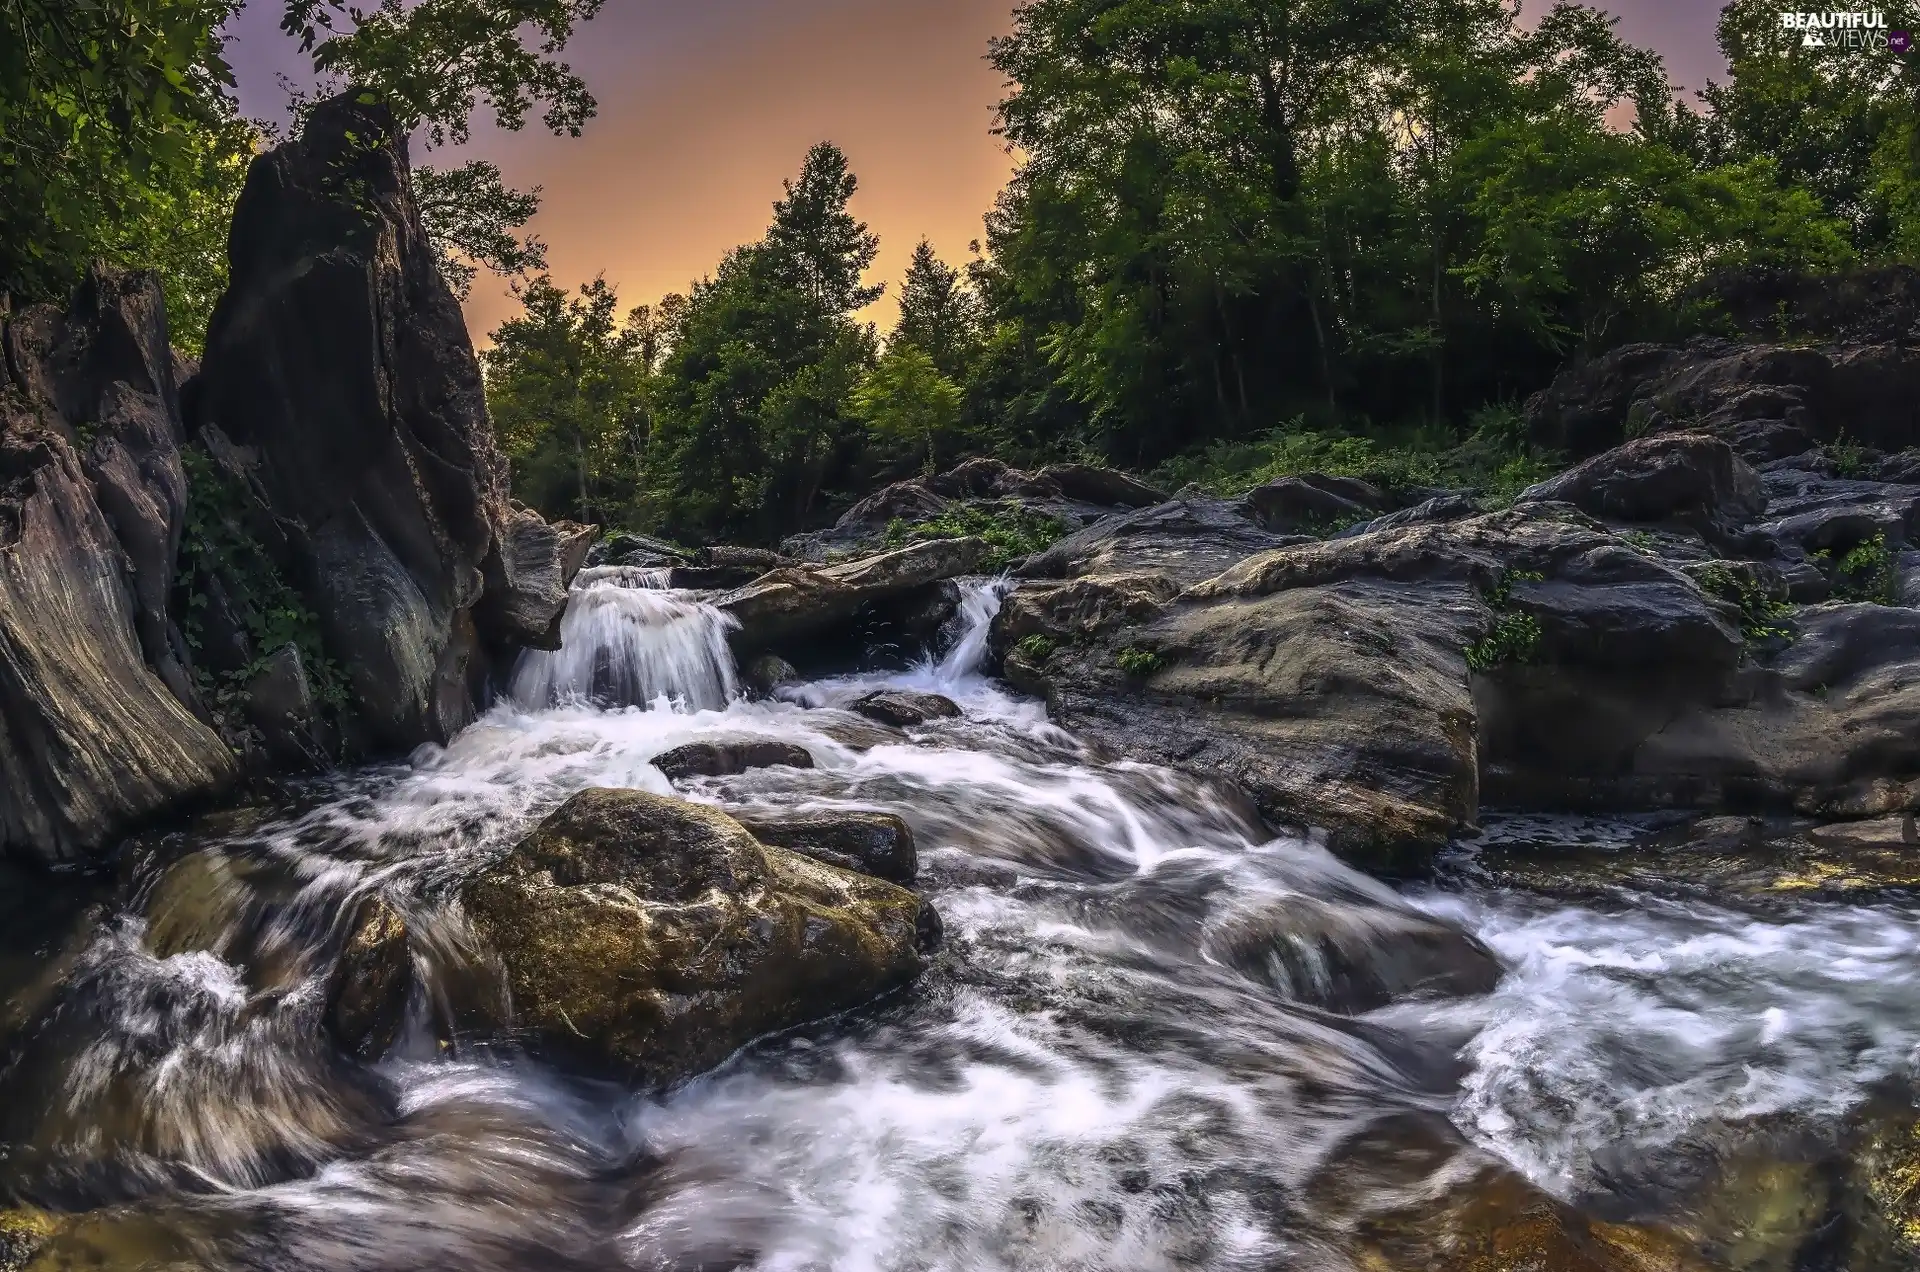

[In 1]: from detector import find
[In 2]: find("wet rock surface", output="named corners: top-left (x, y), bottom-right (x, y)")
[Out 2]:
top-left (652, 739), bottom-right (815, 781)
top-left (849, 689), bottom-right (961, 728)
top-left (458, 789), bottom-right (929, 1082)
top-left (735, 810), bottom-right (919, 883)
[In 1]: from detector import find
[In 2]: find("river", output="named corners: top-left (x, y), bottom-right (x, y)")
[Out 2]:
top-left (2, 573), bottom-right (1918, 1270)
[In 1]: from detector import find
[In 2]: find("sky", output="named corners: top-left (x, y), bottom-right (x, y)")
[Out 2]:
top-left (224, 0), bottom-right (1730, 341)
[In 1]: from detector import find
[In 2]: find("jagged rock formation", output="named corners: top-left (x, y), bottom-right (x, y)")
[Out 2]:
top-left (0, 93), bottom-right (590, 865)
top-left (190, 92), bottom-right (583, 751)
top-left (0, 268), bottom-right (237, 865)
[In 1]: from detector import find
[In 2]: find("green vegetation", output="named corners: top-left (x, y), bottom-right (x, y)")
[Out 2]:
top-left (1465, 569), bottom-right (1545, 671)
top-left (1013, 634), bottom-right (1057, 663)
top-left (175, 447), bottom-right (348, 737)
top-left (483, 276), bottom-right (654, 526)
top-left (1833, 534), bottom-right (1901, 604)
top-left (884, 502), bottom-right (1066, 571)
top-left (3, 0), bottom-right (604, 349)
top-left (1696, 560), bottom-right (1796, 644)
top-left (1152, 405), bottom-right (1555, 506)
top-left (1620, 529), bottom-right (1660, 555)
top-left (1826, 433), bottom-right (1873, 479)
top-left (1114, 646), bottom-right (1165, 678)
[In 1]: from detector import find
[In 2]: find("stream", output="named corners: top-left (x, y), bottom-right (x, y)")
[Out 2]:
top-left (3, 574), bottom-right (1920, 1270)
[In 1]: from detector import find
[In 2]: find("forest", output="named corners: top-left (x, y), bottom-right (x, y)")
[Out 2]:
top-left (5, 0), bottom-right (1916, 546)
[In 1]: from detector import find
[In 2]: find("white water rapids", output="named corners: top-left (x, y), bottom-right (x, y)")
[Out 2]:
top-left (3, 575), bottom-right (1920, 1269)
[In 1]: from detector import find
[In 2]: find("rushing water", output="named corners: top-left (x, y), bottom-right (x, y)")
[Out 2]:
top-left (4, 576), bottom-right (1920, 1269)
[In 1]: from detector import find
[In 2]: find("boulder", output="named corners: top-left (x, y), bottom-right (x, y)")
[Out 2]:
top-left (652, 739), bottom-right (815, 781)
top-left (588, 531), bottom-right (692, 569)
top-left (477, 507), bottom-right (596, 651)
top-left (243, 642), bottom-right (320, 765)
top-left (0, 402), bottom-right (236, 864)
top-left (193, 91), bottom-right (520, 749)
top-left (1018, 495), bottom-right (1304, 590)
top-left (737, 810), bottom-right (919, 883)
top-left (1333, 491), bottom-right (1482, 539)
top-left (327, 895), bottom-right (412, 1060)
top-left (1237, 473), bottom-right (1389, 533)
top-left (458, 789), bottom-right (930, 1082)
top-left (1515, 434), bottom-right (1766, 537)
top-left (849, 689), bottom-right (961, 728)
top-left (718, 537), bottom-right (989, 654)
top-left (741, 653), bottom-right (800, 697)
top-left (1033, 462), bottom-right (1166, 508)
top-left (1525, 334), bottom-right (1920, 462)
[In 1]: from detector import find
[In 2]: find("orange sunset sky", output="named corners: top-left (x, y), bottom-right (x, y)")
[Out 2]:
top-left (225, 0), bottom-right (1728, 341)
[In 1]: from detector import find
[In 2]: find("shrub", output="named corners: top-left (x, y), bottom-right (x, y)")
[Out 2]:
top-left (885, 501), bottom-right (1067, 571)
top-left (1114, 645), bottom-right (1164, 677)
top-left (1013, 633), bottom-right (1057, 662)
top-left (1695, 561), bottom-right (1796, 644)
top-left (1832, 533), bottom-right (1899, 604)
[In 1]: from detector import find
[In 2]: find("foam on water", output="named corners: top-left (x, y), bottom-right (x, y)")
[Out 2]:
top-left (8, 578), bottom-right (1920, 1269)
top-left (509, 566), bottom-right (737, 711)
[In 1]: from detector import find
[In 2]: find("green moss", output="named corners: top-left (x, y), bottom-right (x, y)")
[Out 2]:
top-left (885, 501), bottom-right (1067, 571)
top-left (1013, 633), bottom-right (1056, 663)
top-left (175, 446), bottom-right (350, 740)
top-left (1113, 645), bottom-right (1164, 677)
top-left (1620, 529), bottom-right (1659, 555)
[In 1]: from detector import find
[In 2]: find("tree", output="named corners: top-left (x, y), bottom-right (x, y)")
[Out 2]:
top-left (1701, 0), bottom-right (1920, 251)
top-left (854, 344), bottom-right (962, 475)
top-left (278, 0), bottom-right (606, 146)
top-left (646, 142), bottom-right (881, 543)
top-left (892, 239), bottom-right (982, 379)
top-left (0, 0), bottom-right (250, 335)
top-left (413, 160), bottom-right (547, 299)
top-left (483, 275), bottom-right (651, 524)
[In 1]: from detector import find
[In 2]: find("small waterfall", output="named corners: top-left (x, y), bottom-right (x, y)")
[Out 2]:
top-left (510, 571), bottom-right (739, 710)
top-left (931, 576), bottom-right (1010, 681)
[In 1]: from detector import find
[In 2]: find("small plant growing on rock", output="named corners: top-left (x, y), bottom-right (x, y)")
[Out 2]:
top-left (1465, 568), bottom-right (1544, 672)
top-left (1114, 645), bottom-right (1165, 677)
top-left (1833, 533), bottom-right (1900, 605)
top-left (1621, 529), bottom-right (1659, 555)
top-left (1014, 634), bottom-right (1057, 663)
top-left (1695, 561), bottom-right (1796, 645)
top-left (1826, 433), bottom-right (1871, 479)
top-left (1465, 613), bottom-right (1542, 672)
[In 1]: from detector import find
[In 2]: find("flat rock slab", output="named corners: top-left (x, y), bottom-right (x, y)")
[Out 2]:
top-left (652, 739), bottom-right (814, 781)
top-left (849, 690), bottom-right (961, 728)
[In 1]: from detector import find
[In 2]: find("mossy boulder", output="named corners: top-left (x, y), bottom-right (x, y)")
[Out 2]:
top-left (459, 789), bottom-right (931, 1083)
top-left (0, 1210), bottom-right (56, 1272)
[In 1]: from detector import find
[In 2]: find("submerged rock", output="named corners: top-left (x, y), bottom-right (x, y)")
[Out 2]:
top-left (737, 810), bottom-right (919, 884)
top-left (849, 689), bottom-right (961, 728)
top-left (1202, 896), bottom-right (1503, 1012)
top-left (458, 789), bottom-right (930, 1082)
top-left (652, 739), bottom-right (814, 781)
top-left (1309, 1112), bottom-right (1714, 1272)
top-left (327, 895), bottom-right (412, 1061)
